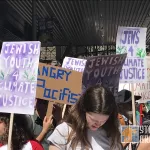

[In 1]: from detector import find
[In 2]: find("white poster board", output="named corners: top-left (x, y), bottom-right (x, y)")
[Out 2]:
top-left (62, 57), bottom-right (87, 72)
top-left (116, 27), bottom-right (147, 83)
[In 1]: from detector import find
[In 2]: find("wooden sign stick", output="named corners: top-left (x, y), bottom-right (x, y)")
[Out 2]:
top-left (46, 101), bottom-right (54, 118)
top-left (62, 104), bottom-right (67, 118)
top-left (131, 83), bottom-right (136, 125)
top-left (8, 113), bottom-right (14, 150)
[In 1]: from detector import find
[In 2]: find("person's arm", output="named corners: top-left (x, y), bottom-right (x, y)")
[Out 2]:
top-left (49, 145), bottom-right (60, 150)
top-left (36, 116), bottom-right (53, 142)
top-left (47, 122), bottom-right (69, 150)
top-left (36, 130), bottom-right (47, 142)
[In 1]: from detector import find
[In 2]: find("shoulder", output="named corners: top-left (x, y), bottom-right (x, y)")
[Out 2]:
top-left (47, 122), bottom-right (71, 149)
top-left (56, 122), bottom-right (72, 136)
top-left (56, 122), bottom-right (71, 132)
top-left (22, 140), bottom-right (44, 150)
top-left (48, 122), bottom-right (71, 139)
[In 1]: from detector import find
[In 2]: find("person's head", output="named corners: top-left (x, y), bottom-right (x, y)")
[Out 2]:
top-left (0, 117), bottom-right (7, 137)
top-left (36, 98), bottom-right (49, 120)
top-left (142, 104), bottom-right (146, 112)
top-left (0, 113), bottom-right (34, 150)
top-left (117, 89), bottom-right (141, 122)
top-left (117, 102), bottom-right (132, 121)
top-left (64, 85), bottom-right (121, 149)
top-left (136, 103), bottom-right (146, 113)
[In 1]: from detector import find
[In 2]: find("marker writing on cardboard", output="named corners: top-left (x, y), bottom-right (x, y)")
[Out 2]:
top-left (38, 66), bottom-right (71, 81)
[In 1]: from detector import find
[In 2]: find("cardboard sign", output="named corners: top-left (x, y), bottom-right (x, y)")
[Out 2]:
top-left (36, 63), bottom-right (82, 105)
top-left (116, 27), bottom-right (147, 83)
top-left (82, 54), bottom-right (127, 97)
top-left (0, 41), bottom-right (41, 114)
top-left (62, 57), bottom-right (87, 72)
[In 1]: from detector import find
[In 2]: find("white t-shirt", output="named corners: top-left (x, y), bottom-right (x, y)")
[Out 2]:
top-left (0, 140), bottom-right (43, 150)
top-left (0, 142), bottom-right (32, 150)
top-left (48, 122), bottom-right (122, 150)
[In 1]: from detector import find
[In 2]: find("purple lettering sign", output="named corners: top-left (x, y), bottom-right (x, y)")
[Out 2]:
top-left (120, 58), bottom-right (145, 80)
top-left (116, 27), bottom-right (147, 83)
top-left (82, 54), bottom-right (127, 97)
top-left (0, 41), bottom-right (41, 115)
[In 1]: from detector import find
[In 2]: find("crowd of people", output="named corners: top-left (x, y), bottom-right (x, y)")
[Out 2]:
top-left (0, 58), bottom-right (149, 150)
top-left (0, 84), bottom-right (150, 150)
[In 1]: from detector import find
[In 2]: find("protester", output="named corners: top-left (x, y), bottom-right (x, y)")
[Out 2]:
top-left (116, 90), bottom-right (150, 150)
top-left (48, 85), bottom-right (123, 150)
top-left (0, 113), bottom-right (43, 150)
top-left (29, 99), bottom-right (62, 150)
top-left (116, 90), bottom-right (142, 150)
top-left (117, 89), bottom-right (142, 125)
top-left (26, 61), bottom-right (62, 150)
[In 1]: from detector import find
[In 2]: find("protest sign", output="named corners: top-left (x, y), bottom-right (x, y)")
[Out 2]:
top-left (134, 57), bottom-right (150, 103)
top-left (36, 63), bottom-right (82, 105)
top-left (118, 57), bottom-right (150, 103)
top-left (0, 41), bottom-right (41, 114)
top-left (116, 27), bottom-right (147, 83)
top-left (62, 57), bottom-right (87, 72)
top-left (82, 54), bottom-right (127, 97)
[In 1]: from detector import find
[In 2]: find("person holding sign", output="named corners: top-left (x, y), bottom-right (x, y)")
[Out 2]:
top-left (0, 113), bottom-right (44, 150)
top-left (48, 85), bottom-right (122, 150)
top-left (31, 99), bottom-right (62, 150)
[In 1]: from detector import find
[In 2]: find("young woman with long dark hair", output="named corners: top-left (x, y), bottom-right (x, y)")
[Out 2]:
top-left (0, 113), bottom-right (43, 150)
top-left (48, 85), bottom-right (123, 150)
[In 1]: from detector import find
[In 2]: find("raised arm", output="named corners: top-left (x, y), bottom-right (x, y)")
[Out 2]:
top-left (36, 116), bottom-right (53, 142)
